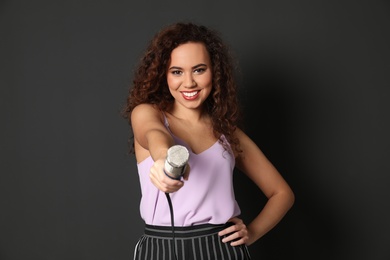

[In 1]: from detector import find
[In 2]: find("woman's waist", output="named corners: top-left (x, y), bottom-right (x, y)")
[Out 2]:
top-left (144, 222), bottom-right (233, 239)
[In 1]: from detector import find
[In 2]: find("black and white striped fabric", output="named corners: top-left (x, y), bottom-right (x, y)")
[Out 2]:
top-left (133, 223), bottom-right (251, 260)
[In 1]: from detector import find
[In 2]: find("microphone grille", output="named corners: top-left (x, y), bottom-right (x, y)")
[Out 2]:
top-left (166, 145), bottom-right (189, 168)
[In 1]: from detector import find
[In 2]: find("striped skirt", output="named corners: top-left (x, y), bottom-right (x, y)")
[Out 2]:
top-left (133, 223), bottom-right (251, 260)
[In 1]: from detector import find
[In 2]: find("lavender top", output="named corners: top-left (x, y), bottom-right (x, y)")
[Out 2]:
top-left (136, 117), bottom-right (241, 226)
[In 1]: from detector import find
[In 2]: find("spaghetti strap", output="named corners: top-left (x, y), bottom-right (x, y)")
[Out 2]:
top-left (162, 112), bottom-right (169, 128)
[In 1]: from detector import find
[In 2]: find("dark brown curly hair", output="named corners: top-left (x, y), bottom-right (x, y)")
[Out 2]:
top-left (123, 22), bottom-right (242, 156)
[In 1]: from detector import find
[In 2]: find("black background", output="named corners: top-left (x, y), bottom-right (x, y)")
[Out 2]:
top-left (1, 1), bottom-right (389, 259)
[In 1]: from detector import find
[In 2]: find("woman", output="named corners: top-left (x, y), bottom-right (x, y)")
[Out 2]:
top-left (123, 22), bottom-right (294, 260)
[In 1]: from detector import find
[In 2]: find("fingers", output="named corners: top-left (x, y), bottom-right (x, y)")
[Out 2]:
top-left (149, 171), bottom-right (183, 193)
top-left (218, 217), bottom-right (249, 246)
top-left (149, 159), bottom-right (185, 193)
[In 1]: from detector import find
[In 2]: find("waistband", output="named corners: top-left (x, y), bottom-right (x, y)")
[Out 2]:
top-left (144, 222), bottom-right (233, 239)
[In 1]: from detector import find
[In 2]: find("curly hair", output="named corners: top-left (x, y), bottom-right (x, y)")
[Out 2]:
top-left (123, 22), bottom-right (242, 156)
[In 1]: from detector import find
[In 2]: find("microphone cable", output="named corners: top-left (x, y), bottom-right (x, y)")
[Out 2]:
top-left (165, 192), bottom-right (178, 260)
top-left (163, 145), bottom-right (189, 260)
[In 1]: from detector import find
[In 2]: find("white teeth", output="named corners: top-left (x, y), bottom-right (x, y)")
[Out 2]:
top-left (182, 91), bottom-right (198, 97)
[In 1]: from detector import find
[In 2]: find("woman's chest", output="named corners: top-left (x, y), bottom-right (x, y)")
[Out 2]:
top-left (167, 121), bottom-right (217, 155)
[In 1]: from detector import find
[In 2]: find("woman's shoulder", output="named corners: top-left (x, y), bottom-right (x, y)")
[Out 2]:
top-left (233, 127), bottom-right (254, 155)
top-left (132, 103), bottom-right (158, 113)
top-left (132, 103), bottom-right (162, 119)
top-left (131, 103), bottom-right (166, 126)
top-left (233, 127), bottom-right (246, 140)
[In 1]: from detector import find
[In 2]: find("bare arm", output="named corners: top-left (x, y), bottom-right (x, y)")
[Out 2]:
top-left (219, 128), bottom-right (294, 246)
top-left (131, 104), bottom-right (186, 193)
top-left (131, 104), bottom-right (174, 160)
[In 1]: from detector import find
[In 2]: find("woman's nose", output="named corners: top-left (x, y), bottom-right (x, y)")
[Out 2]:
top-left (183, 74), bottom-right (196, 88)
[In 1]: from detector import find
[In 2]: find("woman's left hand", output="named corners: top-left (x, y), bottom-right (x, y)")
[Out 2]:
top-left (218, 217), bottom-right (249, 246)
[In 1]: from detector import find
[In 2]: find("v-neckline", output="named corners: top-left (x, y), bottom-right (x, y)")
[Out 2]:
top-left (170, 132), bottom-right (220, 156)
top-left (163, 113), bottom-right (219, 155)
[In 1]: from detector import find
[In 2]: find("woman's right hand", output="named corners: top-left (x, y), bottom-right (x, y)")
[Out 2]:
top-left (149, 158), bottom-right (188, 193)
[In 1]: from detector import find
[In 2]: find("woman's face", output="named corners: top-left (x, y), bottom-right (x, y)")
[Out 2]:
top-left (167, 42), bottom-right (212, 111)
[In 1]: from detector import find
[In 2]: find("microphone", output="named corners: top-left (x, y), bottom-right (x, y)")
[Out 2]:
top-left (163, 145), bottom-right (189, 260)
top-left (164, 145), bottom-right (189, 180)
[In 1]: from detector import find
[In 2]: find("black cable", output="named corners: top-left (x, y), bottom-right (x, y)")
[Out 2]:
top-left (165, 192), bottom-right (178, 260)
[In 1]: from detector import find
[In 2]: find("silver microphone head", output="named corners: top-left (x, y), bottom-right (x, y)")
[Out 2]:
top-left (165, 145), bottom-right (189, 179)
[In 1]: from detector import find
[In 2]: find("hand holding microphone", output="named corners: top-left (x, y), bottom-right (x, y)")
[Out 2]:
top-left (149, 145), bottom-right (189, 193)
top-left (162, 145), bottom-right (190, 260)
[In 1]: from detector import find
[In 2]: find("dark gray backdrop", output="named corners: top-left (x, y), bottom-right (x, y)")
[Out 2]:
top-left (1, 1), bottom-right (389, 259)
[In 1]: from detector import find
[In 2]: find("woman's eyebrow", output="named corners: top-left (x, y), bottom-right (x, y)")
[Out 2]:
top-left (168, 63), bottom-right (208, 70)
top-left (192, 63), bottom-right (207, 69)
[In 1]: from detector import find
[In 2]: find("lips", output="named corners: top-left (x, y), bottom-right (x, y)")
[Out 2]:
top-left (181, 90), bottom-right (200, 100)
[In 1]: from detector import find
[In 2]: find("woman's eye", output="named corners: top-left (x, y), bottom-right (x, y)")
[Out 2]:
top-left (194, 68), bottom-right (206, 74)
top-left (171, 70), bottom-right (182, 75)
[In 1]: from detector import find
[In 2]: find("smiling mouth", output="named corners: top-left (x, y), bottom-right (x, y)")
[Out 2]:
top-left (181, 90), bottom-right (200, 100)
